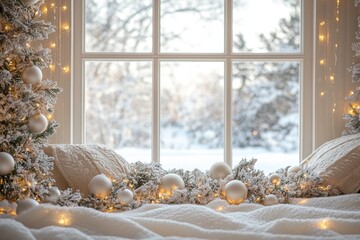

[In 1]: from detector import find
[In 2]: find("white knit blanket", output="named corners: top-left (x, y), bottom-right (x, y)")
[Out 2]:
top-left (1, 194), bottom-right (360, 239)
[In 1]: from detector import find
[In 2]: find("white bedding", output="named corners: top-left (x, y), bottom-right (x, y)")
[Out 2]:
top-left (1, 194), bottom-right (360, 240)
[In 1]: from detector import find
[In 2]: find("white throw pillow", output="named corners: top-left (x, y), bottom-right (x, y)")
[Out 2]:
top-left (43, 144), bottom-right (130, 194)
top-left (301, 133), bottom-right (360, 194)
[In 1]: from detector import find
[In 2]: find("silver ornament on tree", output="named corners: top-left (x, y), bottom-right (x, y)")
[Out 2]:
top-left (209, 162), bottom-right (232, 179)
top-left (88, 174), bottom-right (112, 198)
top-left (21, 0), bottom-right (39, 6)
top-left (29, 113), bottom-right (48, 134)
top-left (16, 198), bottom-right (39, 215)
top-left (263, 194), bottom-right (279, 206)
top-left (0, 152), bottom-right (15, 176)
top-left (117, 189), bottom-right (134, 205)
top-left (224, 180), bottom-right (248, 205)
top-left (46, 186), bottom-right (61, 203)
top-left (22, 65), bottom-right (42, 85)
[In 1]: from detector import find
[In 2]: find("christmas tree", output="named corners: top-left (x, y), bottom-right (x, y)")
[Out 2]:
top-left (0, 0), bottom-right (61, 207)
top-left (343, 2), bottom-right (360, 135)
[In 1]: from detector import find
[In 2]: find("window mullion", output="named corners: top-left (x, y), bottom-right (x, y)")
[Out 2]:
top-left (152, 0), bottom-right (160, 163)
top-left (224, 0), bottom-right (233, 167)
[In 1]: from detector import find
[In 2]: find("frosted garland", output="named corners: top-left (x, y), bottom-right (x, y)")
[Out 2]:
top-left (70, 159), bottom-right (340, 212)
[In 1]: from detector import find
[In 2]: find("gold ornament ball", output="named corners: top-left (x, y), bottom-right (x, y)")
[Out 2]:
top-left (16, 198), bottom-right (39, 215)
top-left (287, 166), bottom-right (301, 175)
top-left (209, 162), bottom-right (232, 179)
top-left (0, 152), bottom-right (15, 176)
top-left (29, 113), bottom-right (48, 134)
top-left (117, 189), bottom-right (134, 205)
top-left (224, 180), bottom-right (248, 205)
top-left (263, 194), bottom-right (279, 206)
top-left (159, 173), bottom-right (185, 192)
top-left (269, 174), bottom-right (281, 185)
top-left (22, 65), bottom-right (42, 85)
top-left (88, 174), bottom-right (112, 198)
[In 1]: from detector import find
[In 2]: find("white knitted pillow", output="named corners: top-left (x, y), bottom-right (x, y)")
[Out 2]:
top-left (301, 133), bottom-right (360, 194)
top-left (43, 144), bottom-right (130, 194)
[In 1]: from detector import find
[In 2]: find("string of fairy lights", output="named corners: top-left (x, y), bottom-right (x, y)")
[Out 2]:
top-left (40, 0), bottom-right (70, 101)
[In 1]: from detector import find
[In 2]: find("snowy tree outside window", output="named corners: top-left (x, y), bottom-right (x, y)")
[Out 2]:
top-left (84, 0), bottom-right (301, 173)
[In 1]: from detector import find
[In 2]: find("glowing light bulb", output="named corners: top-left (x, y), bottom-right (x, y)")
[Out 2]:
top-left (49, 64), bottom-right (55, 71)
top-left (215, 206), bottom-right (223, 211)
top-left (318, 219), bottom-right (330, 230)
top-left (252, 130), bottom-right (258, 136)
top-left (63, 24), bottom-right (70, 31)
top-left (319, 59), bottom-right (325, 65)
top-left (329, 75), bottom-right (335, 81)
top-left (50, 43), bottom-right (56, 48)
top-left (50, 3), bottom-right (55, 8)
top-left (42, 6), bottom-right (48, 13)
top-left (62, 5), bottom-right (67, 10)
top-left (319, 35), bottom-right (325, 41)
top-left (320, 21), bottom-right (325, 26)
top-left (320, 92), bottom-right (325, 96)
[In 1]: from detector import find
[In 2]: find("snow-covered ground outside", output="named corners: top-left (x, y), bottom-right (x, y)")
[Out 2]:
top-left (115, 148), bottom-right (299, 174)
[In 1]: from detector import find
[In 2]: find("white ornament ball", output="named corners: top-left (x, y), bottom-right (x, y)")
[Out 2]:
top-left (22, 65), bottom-right (42, 85)
top-left (209, 162), bottom-right (232, 179)
top-left (16, 199), bottom-right (39, 215)
top-left (117, 189), bottom-right (134, 205)
top-left (47, 186), bottom-right (61, 203)
top-left (263, 194), bottom-right (279, 206)
top-left (29, 113), bottom-right (48, 134)
top-left (287, 166), bottom-right (301, 175)
top-left (159, 173), bottom-right (185, 192)
top-left (224, 180), bottom-right (248, 205)
top-left (88, 174), bottom-right (112, 198)
top-left (21, 0), bottom-right (39, 5)
top-left (0, 200), bottom-right (10, 212)
top-left (269, 174), bottom-right (281, 185)
top-left (0, 152), bottom-right (15, 176)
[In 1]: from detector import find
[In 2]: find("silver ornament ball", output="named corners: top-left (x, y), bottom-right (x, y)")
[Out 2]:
top-left (22, 65), bottom-right (42, 85)
top-left (21, 0), bottom-right (39, 5)
top-left (159, 173), bottom-right (185, 192)
top-left (47, 186), bottom-right (61, 203)
top-left (88, 174), bottom-right (112, 198)
top-left (269, 174), bottom-right (281, 185)
top-left (263, 194), bottom-right (279, 206)
top-left (29, 113), bottom-right (48, 134)
top-left (16, 199), bottom-right (39, 215)
top-left (287, 166), bottom-right (301, 175)
top-left (224, 180), bottom-right (248, 205)
top-left (0, 152), bottom-right (15, 176)
top-left (117, 189), bottom-right (134, 205)
top-left (209, 162), bottom-right (232, 179)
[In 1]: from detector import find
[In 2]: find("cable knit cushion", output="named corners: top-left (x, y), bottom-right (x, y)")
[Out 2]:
top-left (43, 144), bottom-right (130, 194)
top-left (301, 133), bottom-right (360, 194)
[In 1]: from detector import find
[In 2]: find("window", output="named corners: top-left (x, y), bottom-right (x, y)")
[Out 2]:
top-left (73, 0), bottom-right (313, 173)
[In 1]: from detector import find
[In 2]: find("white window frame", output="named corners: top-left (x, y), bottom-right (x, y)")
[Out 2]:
top-left (47, 0), bottom-right (357, 165)
top-left (69, 0), bottom-right (314, 167)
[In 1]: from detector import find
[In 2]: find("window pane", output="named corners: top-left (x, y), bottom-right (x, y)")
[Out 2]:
top-left (232, 62), bottom-right (300, 173)
top-left (85, 0), bottom-right (152, 52)
top-left (160, 62), bottom-right (224, 170)
top-left (160, 0), bottom-right (224, 53)
top-left (85, 61), bottom-right (152, 163)
top-left (233, 0), bottom-right (301, 53)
